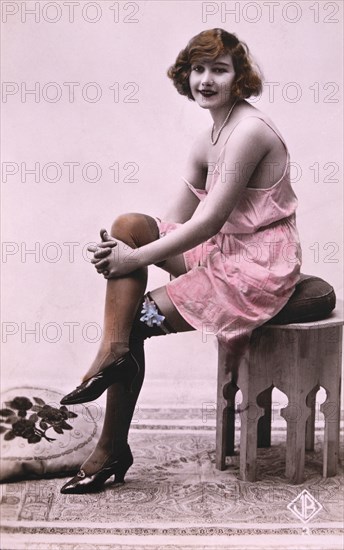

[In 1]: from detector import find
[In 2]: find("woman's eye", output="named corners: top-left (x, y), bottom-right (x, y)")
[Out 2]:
top-left (192, 66), bottom-right (203, 72)
top-left (213, 68), bottom-right (226, 73)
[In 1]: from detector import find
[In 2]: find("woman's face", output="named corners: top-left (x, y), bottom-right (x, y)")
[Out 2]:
top-left (189, 53), bottom-right (236, 110)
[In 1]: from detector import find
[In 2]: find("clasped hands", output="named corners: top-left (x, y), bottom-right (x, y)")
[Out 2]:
top-left (87, 229), bottom-right (140, 279)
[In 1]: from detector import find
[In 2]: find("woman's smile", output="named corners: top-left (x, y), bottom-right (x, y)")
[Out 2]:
top-left (198, 89), bottom-right (217, 97)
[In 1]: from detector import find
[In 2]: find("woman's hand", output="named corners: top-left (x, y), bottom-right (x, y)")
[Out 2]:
top-left (87, 229), bottom-right (141, 279)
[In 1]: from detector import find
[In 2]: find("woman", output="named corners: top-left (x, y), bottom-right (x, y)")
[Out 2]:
top-left (60, 28), bottom-right (301, 493)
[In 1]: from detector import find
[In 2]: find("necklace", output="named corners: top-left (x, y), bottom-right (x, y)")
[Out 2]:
top-left (211, 100), bottom-right (238, 146)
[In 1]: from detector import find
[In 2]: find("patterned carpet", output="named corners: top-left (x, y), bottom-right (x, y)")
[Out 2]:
top-left (1, 407), bottom-right (343, 550)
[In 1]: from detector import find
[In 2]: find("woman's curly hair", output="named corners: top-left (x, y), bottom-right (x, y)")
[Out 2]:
top-left (167, 29), bottom-right (263, 101)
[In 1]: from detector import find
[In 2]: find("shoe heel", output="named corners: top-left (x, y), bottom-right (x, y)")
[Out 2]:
top-left (114, 466), bottom-right (129, 483)
top-left (113, 447), bottom-right (133, 483)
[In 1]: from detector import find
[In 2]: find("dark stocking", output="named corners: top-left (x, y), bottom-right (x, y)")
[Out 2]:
top-left (80, 300), bottom-right (174, 475)
top-left (82, 213), bottom-right (160, 382)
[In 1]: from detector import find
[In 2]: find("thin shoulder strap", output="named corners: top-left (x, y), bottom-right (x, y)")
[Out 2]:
top-left (217, 115), bottom-right (288, 162)
top-left (181, 176), bottom-right (207, 196)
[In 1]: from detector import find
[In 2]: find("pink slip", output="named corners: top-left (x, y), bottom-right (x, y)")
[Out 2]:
top-left (156, 116), bottom-right (302, 343)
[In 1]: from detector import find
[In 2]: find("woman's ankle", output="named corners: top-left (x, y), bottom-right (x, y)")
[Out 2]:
top-left (80, 446), bottom-right (112, 475)
top-left (80, 442), bottom-right (129, 475)
top-left (110, 342), bottom-right (130, 360)
top-left (81, 343), bottom-right (129, 382)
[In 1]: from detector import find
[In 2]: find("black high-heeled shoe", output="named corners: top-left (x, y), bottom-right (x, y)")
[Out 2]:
top-left (60, 352), bottom-right (139, 405)
top-left (60, 446), bottom-right (134, 494)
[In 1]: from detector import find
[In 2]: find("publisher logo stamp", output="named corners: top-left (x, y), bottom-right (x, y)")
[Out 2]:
top-left (287, 489), bottom-right (323, 523)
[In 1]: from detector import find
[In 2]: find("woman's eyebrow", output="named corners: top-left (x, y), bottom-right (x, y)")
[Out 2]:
top-left (212, 61), bottom-right (231, 67)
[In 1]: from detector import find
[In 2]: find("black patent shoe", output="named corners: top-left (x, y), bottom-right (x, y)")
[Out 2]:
top-left (60, 446), bottom-right (134, 494)
top-left (60, 352), bottom-right (139, 405)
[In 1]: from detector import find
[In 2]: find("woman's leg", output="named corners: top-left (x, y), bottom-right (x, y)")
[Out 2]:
top-left (79, 288), bottom-right (194, 476)
top-left (82, 213), bottom-right (159, 382)
top-left (64, 212), bottom-right (194, 478)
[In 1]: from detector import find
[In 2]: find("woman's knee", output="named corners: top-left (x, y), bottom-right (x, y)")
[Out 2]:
top-left (110, 213), bottom-right (160, 248)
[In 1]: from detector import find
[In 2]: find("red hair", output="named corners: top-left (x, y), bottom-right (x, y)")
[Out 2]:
top-left (167, 29), bottom-right (263, 101)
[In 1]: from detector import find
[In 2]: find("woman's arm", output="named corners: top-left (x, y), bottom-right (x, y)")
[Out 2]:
top-left (135, 117), bottom-right (271, 266)
top-left (96, 118), bottom-right (273, 277)
top-left (163, 132), bottom-right (208, 223)
top-left (163, 182), bottom-right (200, 224)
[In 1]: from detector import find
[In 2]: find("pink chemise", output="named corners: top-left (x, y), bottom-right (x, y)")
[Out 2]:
top-left (156, 115), bottom-right (302, 343)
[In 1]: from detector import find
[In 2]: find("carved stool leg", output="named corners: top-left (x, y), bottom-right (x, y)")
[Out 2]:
top-left (283, 399), bottom-right (309, 484)
top-left (216, 344), bottom-right (229, 470)
top-left (239, 390), bottom-right (265, 481)
top-left (216, 342), bottom-right (238, 470)
top-left (239, 329), bottom-right (273, 481)
top-left (320, 326), bottom-right (342, 477)
top-left (216, 337), bottom-right (251, 470)
top-left (281, 330), bottom-right (318, 484)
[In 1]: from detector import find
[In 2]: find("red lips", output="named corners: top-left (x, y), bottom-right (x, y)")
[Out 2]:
top-left (199, 90), bottom-right (216, 96)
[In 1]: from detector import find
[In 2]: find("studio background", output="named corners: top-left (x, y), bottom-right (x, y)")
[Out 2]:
top-left (2, 0), bottom-right (343, 410)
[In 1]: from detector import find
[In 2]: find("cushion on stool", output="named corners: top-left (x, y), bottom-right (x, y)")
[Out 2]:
top-left (268, 274), bottom-right (336, 324)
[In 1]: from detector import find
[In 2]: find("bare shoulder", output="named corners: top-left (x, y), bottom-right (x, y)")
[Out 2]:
top-left (237, 104), bottom-right (283, 144)
top-left (237, 114), bottom-right (272, 136)
top-left (228, 114), bottom-right (278, 154)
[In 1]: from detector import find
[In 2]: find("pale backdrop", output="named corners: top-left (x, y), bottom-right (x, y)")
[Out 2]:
top-left (2, 1), bottom-right (343, 411)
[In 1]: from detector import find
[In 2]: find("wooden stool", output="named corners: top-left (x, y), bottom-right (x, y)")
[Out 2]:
top-left (216, 300), bottom-right (343, 484)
